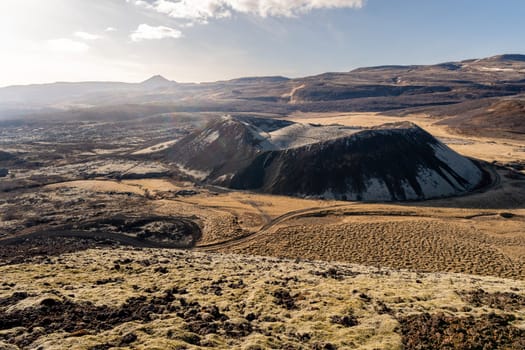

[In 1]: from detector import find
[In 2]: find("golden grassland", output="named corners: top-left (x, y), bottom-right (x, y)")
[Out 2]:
top-left (45, 163), bottom-right (525, 280)
top-left (227, 217), bottom-right (524, 279)
top-left (41, 111), bottom-right (525, 281)
top-left (1, 112), bottom-right (524, 349)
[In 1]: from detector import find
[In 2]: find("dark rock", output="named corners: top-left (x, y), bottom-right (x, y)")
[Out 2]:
top-left (272, 289), bottom-right (297, 310)
top-left (458, 289), bottom-right (525, 311)
top-left (175, 190), bottom-right (199, 196)
top-left (312, 342), bottom-right (337, 350)
top-left (398, 312), bottom-right (525, 350)
top-left (95, 278), bottom-right (124, 285)
top-left (330, 313), bottom-right (358, 327)
top-left (224, 320), bottom-right (253, 338)
top-left (0, 292), bottom-right (30, 307)
top-left (120, 332), bottom-right (137, 345)
top-left (154, 266), bottom-right (169, 274)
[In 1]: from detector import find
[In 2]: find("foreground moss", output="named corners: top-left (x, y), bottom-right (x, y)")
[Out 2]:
top-left (0, 248), bottom-right (524, 349)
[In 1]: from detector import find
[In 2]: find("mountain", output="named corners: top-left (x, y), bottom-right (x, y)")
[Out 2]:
top-left (0, 75), bottom-right (177, 112)
top-left (1, 54), bottom-right (524, 116)
top-left (140, 75), bottom-right (176, 89)
top-left (287, 54), bottom-right (525, 109)
top-left (0, 81), bottom-right (133, 107)
top-left (435, 96), bottom-right (525, 138)
top-left (160, 116), bottom-right (287, 180)
top-left (483, 54), bottom-right (525, 62)
top-left (159, 116), bottom-right (485, 201)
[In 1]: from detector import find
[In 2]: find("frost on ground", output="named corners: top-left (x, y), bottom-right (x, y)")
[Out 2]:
top-left (131, 140), bottom-right (178, 155)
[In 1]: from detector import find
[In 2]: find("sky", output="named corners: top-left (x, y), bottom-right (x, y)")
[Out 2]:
top-left (0, 0), bottom-right (524, 87)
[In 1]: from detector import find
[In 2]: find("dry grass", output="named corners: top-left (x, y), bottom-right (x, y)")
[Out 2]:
top-left (0, 248), bottom-right (524, 349)
top-left (226, 216), bottom-right (524, 279)
top-left (47, 179), bottom-right (193, 197)
top-left (39, 170), bottom-right (525, 280)
top-left (47, 180), bottom-right (146, 196)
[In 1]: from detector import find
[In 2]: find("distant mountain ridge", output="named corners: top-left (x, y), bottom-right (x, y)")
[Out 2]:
top-left (1, 54), bottom-right (524, 140)
top-left (485, 54), bottom-right (525, 62)
top-left (140, 75), bottom-right (176, 88)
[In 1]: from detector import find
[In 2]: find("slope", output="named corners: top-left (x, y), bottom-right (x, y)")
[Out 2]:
top-left (161, 116), bottom-right (485, 201)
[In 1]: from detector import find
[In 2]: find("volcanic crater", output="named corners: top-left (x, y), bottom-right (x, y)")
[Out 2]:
top-left (160, 116), bottom-right (487, 201)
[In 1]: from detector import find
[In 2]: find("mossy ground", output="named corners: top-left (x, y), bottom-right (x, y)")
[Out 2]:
top-left (1, 248), bottom-right (524, 349)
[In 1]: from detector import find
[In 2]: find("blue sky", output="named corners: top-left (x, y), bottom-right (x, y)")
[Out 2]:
top-left (1, 0), bottom-right (524, 86)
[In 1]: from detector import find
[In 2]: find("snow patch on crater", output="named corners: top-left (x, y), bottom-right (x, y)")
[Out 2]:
top-left (174, 163), bottom-right (210, 181)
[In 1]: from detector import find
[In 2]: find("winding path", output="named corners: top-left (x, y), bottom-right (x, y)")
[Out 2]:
top-left (196, 162), bottom-right (500, 252)
top-left (0, 163), bottom-right (500, 253)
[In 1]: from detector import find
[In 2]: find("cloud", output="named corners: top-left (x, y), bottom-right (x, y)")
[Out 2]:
top-left (47, 38), bottom-right (90, 53)
top-left (130, 0), bottom-right (364, 22)
top-left (74, 31), bottom-right (102, 40)
top-left (130, 24), bottom-right (183, 41)
top-left (105, 27), bottom-right (117, 32)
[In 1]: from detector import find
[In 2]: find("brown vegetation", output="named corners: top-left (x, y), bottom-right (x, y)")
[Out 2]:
top-left (225, 217), bottom-right (525, 279)
top-left (0, 248), bottom-right (524, 349)
top-left (399, 312), bottom-right (525, 350)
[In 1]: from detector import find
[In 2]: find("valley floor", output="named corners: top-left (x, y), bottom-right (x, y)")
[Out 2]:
top-left (0, 111), bottom-right (524, 349)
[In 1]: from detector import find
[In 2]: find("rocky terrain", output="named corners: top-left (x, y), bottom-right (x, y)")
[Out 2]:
top-left (434, 98), bottom-right (525, 139)
top-left (0, 248), bottom-right (524, 350)
top-left (0, 54), bottom-right (524, 349)
top-left (1, 54), bottom-right (524, 140)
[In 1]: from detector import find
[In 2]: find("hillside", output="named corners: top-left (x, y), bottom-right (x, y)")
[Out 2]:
top-left (436, 97), bottom-right (525, 138)
top-left (160, 116), bottom-right (485, 201)
top-left (2, 54), bottom-right (525, 125)
top-left (0, 247), bottom-right (524, 350)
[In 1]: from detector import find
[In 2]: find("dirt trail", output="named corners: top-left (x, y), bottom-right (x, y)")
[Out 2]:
top-left (195, 208), bottom-right (434, 253)
top-left (0, 230), bottom-right (180, 249)
top-left (196, 162), bottom-right (501, 252)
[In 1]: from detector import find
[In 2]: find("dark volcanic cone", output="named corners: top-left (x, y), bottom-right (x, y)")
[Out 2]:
top-left (230, 122), bottom-right (483, 201)
top-left (163, 117), bottom-right (484, 201)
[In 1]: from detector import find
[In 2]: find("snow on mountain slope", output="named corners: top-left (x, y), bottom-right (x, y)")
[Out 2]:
top-left (160, 115), bottom-right (275, 179)
top-left (268, 123), bottom-right (361, 149)
top-left (131, 140), bottom-right (178, 155)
